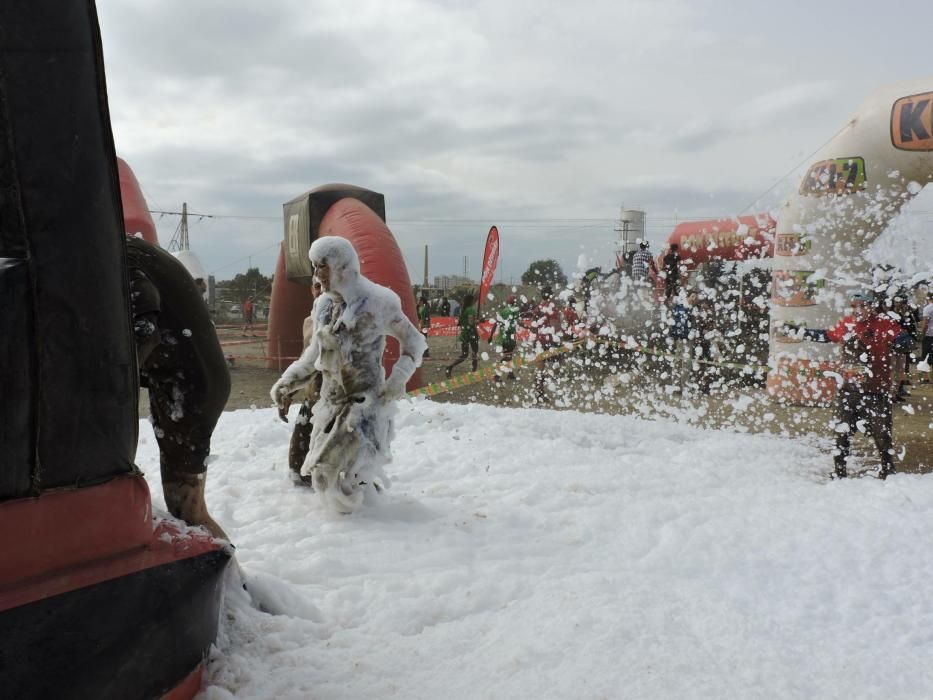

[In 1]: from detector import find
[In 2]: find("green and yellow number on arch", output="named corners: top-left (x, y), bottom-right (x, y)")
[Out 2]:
top-left (799, 157), bottom-right (866, 197)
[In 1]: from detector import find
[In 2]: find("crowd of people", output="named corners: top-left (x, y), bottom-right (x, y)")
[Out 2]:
top-left (410, 256), bottom-right (933, 482)
top-left (413, 274), bottom-right (737, 404)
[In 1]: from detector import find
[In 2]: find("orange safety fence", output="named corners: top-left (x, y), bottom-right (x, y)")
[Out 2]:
top-left (213, 323), bottom-right (269, 331)
top-left (219, 339), bottom-right (267, 347)
top-left (225, 354), bottom-right (301, 363)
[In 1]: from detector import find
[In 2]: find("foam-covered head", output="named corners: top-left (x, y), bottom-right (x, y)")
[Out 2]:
top-left (309, 236), bottom-right (360, 292)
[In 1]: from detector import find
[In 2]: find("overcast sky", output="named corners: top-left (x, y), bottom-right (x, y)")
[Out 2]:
top-left (96, 1), bottom-right (933, 284)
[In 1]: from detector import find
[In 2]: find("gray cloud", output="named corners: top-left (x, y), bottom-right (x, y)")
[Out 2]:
top-left (97, 0), bottom-right (933, 282)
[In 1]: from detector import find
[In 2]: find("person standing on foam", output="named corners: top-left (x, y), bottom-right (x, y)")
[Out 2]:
top-left (271, 236), bottom-right (426, 513)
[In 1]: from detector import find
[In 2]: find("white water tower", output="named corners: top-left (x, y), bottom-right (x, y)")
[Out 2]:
top-left (617, 208), bottom-right (646, 255)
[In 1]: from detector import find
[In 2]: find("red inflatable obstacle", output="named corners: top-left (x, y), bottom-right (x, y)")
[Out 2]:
top-left (269, 184), bottom-right (423, 389)
top-left (118, 157), bottom-right (159, 244)
top-left (663, 214), bottom-right (775, 269)
top-left (0, 3), bottom-right (229, 699)
top-left (267, 242), bottom-right (314, 370)
top-left (0, 477), bottom-right (228, 699)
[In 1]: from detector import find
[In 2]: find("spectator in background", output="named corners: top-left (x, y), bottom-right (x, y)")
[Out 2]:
top-left (242, 295), bottom-right (255, 335)
top-left (417, 292), bottom-right (432, 358)
top-left (689, 291), bottom-right (716, 395)
top-left (489, 295), bottom-right (519, 382)
top-left (920, 291), bottom-right (933, 383)
top-left (446, 292), bottom-right (479, 377)
top-left (889, 294), bottom-right (918, 401)
top-left (531, 286), bottom-right (563, 402)
top-left (631, 241), bottom-right (658, 285)
top-left (439, 295), bottom-right (451, 317)
top-left (562, 296), bottom-right (581, 341)
top-left (661, 244), bottom-right (683, 304)
top-left (666, 291), bottom-right (692, 395)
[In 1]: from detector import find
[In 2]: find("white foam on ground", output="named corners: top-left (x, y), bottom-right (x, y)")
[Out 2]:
top-left (135, 399), bottom-right (933, 699)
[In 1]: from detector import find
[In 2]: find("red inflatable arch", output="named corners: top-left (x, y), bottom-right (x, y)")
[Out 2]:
top-left (117, 157), bottom-right (159, 244)
top-left (268, 190), bottom-right (423, 389)
top-left (662, 214), bottom-right (775, 270)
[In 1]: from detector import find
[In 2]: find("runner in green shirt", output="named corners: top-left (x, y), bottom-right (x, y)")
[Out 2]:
top-left (489, 295), bottom-right (519, 382)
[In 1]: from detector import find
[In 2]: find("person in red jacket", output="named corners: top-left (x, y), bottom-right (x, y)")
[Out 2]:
top-left (804, 290), bottom-right (912, 479)
top-left (561, 296), bottom-right (581, 340)
top-left (242, 296), bottom-right (255, 335)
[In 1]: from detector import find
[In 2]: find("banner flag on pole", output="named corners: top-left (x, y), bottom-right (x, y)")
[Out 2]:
top-left (478, 225), bottom-right (500, 311)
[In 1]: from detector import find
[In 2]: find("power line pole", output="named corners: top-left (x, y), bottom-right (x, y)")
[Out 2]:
top-left (167, 201), bottom-right (190, 252)
top-left (180, 202), bottom-right (189, 250)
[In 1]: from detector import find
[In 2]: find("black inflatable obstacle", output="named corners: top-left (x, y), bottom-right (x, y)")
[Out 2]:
top-left (0, 3), bottom-right (230, 698)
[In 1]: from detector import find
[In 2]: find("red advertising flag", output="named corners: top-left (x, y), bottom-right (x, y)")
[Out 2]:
top-left (478, 226), bottom-right (500, 311)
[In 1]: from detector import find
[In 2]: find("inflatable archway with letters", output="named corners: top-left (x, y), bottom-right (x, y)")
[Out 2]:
top-left (767, 77), bottom-right (933, 405)
top-left (662, 215), bottom-right (775, 271)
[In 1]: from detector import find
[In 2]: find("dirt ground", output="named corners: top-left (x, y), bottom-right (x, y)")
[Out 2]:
top-left (142, 328), bottom-right (933, 474)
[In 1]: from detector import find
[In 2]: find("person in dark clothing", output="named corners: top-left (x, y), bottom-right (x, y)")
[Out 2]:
top-left (280, 279), bottom-right (324, 486)
top-left (126, 237), bottom-right (231, 538)
top-left (417, 292), bottom-right (432, 358)
top-left (439, 295), bottom-right (451, 317)
top-left (531, 286), bottom-right (563, 402)
top-left (666, 292), bottom-right (692, 394)
top-left (662, 244), bottom-right (682, 303)
top-left (889, 294), bottom-right (919, 401)
top-left (804, 290), bottom-right (912, 479)
top-left (689, 293), bottom-right (716, 395)
top-left (446, 292), bottom-right (479, 377)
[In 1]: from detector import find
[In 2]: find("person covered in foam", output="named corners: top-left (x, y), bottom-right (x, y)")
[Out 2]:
top-left (270, 236), bottom-right (427, 512)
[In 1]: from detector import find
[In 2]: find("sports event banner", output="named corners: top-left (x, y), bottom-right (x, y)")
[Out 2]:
top-left (478, 225), bottom-right (499, 308)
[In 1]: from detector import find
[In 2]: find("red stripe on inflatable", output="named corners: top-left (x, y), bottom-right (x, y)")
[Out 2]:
top-left (160, 663), bottom-right (205, 700)
top-left (0, 474), bottom-right (223, 612)
top-left (117, 158), bottom-right (159, 244)
top-left (318, 197), bottom-right (423, 390)
top-left (0, 475), bottom-right (153, 588)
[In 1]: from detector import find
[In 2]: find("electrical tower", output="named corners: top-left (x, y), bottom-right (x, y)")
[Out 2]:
top-left (167, 202), bottom-right (190, 252)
